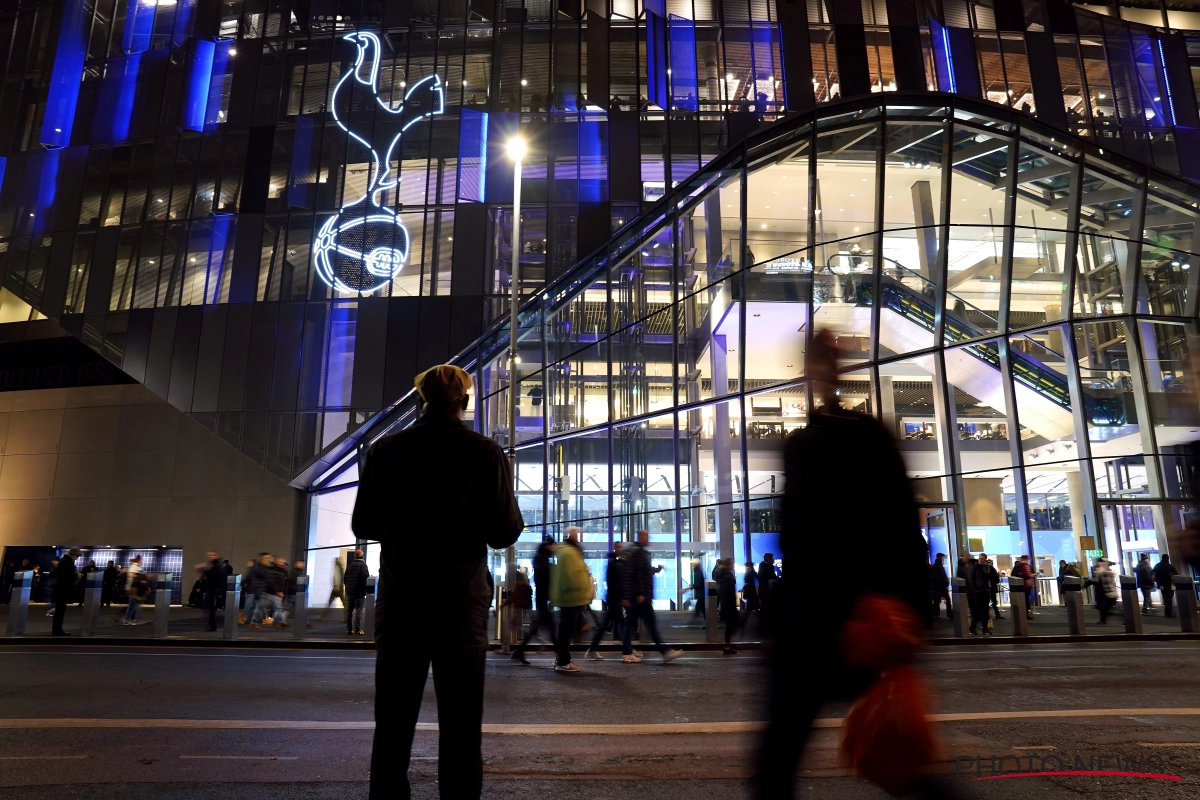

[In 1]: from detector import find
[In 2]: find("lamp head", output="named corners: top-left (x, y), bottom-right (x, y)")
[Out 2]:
top-left (506, 136), bottom-right (527, 162)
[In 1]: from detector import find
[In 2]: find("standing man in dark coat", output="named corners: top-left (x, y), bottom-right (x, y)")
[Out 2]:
top-left (51, 548), bottom-right (80, 636)
top-left (352, 364), bottom-right (524, 800)
top-left (343, 549), bottom-right (370, 635)
top-left (100, 561), bottom-right (118, 607)
top-left (1154, 554), bottom-right (1179, 616)
top-left (512, 535), bottom-right (558, 663)
top-left (929, 553), bottom-right (951, 620)
top-left (754, 330), bottom-right (928, 799)
top-left (199, 551), bottom-right (224, 631)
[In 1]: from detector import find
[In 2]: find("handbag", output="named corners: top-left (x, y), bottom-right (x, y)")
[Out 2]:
top-left (840, 664), bottom-right (937, 796)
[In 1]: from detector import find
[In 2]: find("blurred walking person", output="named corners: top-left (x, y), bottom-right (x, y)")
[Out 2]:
top-left (344, 549), bottom-right (370, 635)
top-left (1155, 554), bottom-right (1178, 617)
top-left (512, 535), bottom-right (558, 664)
top-left (51, 548), bottom-right (80, 636)
top-left (985, 557), bottom-right (1002, 621)
top-left (239, 559), bottom-right (257, 624)
top-left (621, 530), bottom-right (683, 664)
top-left (929, 553), bottom-right (950, 621)
top-left (687, 558), bottom-right (706, 618)
top-left (587, 542), bottom-right (626, 659)
top-left (1136, 553), bottom-right (1155, 614)
top-left (715, 558), bottom-right (742, 654)
top-left (1094, 557), bottom-right (1118, 624)
top-left (743, 561), bottom-right (761, 618)
top-left (352, 364), bottom-right (523, 800)
top-left (120, 556), bottom-right (146, 625)
top-left (247, 553), bottom-right (283, 629)
top-left (754, 330), bottom-right (930, 799)
top-left (965, 553), bottom-right (991, 635)
top-left (552, 528), bottom-right (593, 673)
top-left (320, 555), bottom-right (345, 621)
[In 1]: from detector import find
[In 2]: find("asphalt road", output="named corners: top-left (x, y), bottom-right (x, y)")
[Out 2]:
top-left (3, 641), bottom-right (1200, 798)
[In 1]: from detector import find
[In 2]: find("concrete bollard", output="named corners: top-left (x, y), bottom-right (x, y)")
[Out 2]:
top-left (364, 576), bottom-right (378, 641)
top-left (223, 574), bottom-right (241, 640)
top-left (79, 571), bottom-right (102, 637)
top-left (705, 579), bottom-right (719, 643)
top-left (1120, 575), bottom-right (1142, 634)
top-left (951, 577), bottom-right (967, 638)
top-left (1008, 577), bottom-right (1029, 636)
top-left (153, 573), bottom-right (173, 638)
top-left (5, 571), bottom-right (32, 636)
top-left (1174, 575), bottom-right (1199, 632)
top-left (1063, 575), bottom-right (1086, 635)
top-left (293, 576), bottom-right (308, 640)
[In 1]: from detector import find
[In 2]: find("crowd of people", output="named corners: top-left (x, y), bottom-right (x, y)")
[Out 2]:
top-left (930, 549), bottom-right (1184, 632)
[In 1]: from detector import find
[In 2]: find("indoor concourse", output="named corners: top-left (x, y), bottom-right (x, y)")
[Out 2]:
top-left (308, 94), bottom-right (1200, 609)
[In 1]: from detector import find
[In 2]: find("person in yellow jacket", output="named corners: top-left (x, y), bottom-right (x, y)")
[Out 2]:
top-left (551, 527), bottom-right (594, 673)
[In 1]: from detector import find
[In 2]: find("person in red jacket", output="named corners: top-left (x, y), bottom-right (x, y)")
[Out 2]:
top-left (1011, 555), bottom-right (1036, 620)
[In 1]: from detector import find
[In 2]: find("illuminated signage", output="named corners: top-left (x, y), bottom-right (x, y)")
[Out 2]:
top-left (313, 32), bottom-right (445, 294)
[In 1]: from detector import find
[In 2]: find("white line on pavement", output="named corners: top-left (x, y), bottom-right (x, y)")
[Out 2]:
top-left (0, 755), bottom-right (88, 760)
top-left (5, 708), bottom-right (1200, 734)
top-left (178, 755), bottom-right (299, 760)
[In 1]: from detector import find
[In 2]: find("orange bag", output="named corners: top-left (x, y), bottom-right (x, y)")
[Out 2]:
top-left (840, 593), bottom-right (924, 670)
top-left (840, 665), bottom-right (937, 796)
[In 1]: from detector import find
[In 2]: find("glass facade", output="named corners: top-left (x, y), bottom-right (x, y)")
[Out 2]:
top-left (308, 92), bottom-right (1200, 606)
top-left (0, 1), bottom-right (1199, 601)
top-left (4, 1), bottom-right (1200, 485)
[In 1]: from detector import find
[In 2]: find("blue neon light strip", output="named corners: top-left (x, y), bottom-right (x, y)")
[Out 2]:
top-left (942, 27), bottom-right (957, 94)
top-left (457, 109), bottom-right (488, 202)
top-left (668, 14), bottom-right (698, 111)
top-left (204, 39), bottom-right (232, 129)
top-left (182, 40), bottom-right (216, 132)
top-left (40, 0), bottom-right (89, 149)
top-left (1157, 39), bottom-right (1177, 126)
top-left (171, 0), bottom-right (196, 47)
top-left (123, 0), bottom-right (155, 54)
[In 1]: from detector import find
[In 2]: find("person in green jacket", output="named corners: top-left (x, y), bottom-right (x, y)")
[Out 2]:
top-left (552, 527), bottom-right (594, 673)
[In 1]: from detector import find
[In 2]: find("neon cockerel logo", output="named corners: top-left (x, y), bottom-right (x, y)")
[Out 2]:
top-left (314, 32), bottom-right (445, 294)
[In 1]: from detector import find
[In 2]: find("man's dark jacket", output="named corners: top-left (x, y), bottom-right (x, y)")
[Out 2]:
top-left (52, 556), bottom-right (77, 603)
top-left (344, 556), bottom-right (370, 599)
top-left (204, 559), bottom-right (225, 594)
top-left (603, 553), bottom-right (625, 605)
top-left (1135, 559), bottom-right (1154, 589)
top-left (532, 542), bottom-right (555, 607)
top-left (781, 406), bottom-right (927, 638)
top-left (352, 412), bottom-right (524, 649)
top-left (621, 543), bottom-right (655, 602)
top-left (250, 563), bottom-right (283, 595)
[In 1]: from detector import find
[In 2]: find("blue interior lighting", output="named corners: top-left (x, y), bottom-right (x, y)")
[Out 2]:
top-left (182, 40), bottom-right (216, 132)
top-left (41, 0), bottom-right (89, 149)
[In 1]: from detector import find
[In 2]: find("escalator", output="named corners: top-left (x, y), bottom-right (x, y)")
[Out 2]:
top-left (828, 256), bottom-right (1126, 436)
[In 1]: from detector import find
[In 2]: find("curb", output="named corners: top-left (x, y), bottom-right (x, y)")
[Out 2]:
top-left (0, 632), bottom-right (1197, 650)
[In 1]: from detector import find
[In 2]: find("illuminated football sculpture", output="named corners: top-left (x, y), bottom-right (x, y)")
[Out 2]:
top-left (314, 32), bottom-right (445, 294)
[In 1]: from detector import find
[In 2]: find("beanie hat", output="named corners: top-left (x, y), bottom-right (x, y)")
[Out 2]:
top-left (415, 365), bottom-right (473, 407)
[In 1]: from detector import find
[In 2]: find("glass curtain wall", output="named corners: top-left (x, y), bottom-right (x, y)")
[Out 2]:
top-left (307, 94), bottom-right (1200, 609)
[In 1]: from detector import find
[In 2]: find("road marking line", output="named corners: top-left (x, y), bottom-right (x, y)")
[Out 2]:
top-left (0, 755), bottom-right (88, 760)
top-left (178, 755), bottom-right (298, 760)
top-left (4, 709), bottom-right (1200, 734)
top-left (0, 652), bottom-right (371, 660)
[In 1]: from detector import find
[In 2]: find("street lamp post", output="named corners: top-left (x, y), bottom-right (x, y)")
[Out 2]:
top-left (502, 135), bottom-right (526, 651)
